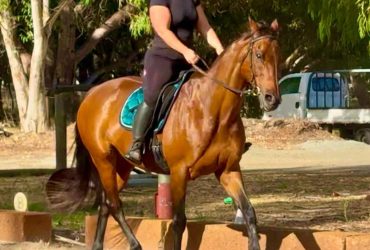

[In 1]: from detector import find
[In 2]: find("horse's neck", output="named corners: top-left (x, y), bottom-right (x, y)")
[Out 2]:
top-left (191, 48), bottom-right (245, 124)
top-left (208, 50), bottom-right (245, 92)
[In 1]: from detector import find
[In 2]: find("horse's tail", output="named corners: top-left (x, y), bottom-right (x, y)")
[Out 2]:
top-left (46, 125), bottom-right (98, 212)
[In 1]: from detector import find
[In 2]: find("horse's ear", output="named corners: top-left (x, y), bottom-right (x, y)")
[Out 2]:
top-left (248, 17), bottom-right (258, 33)
top-left (270, 19), bottom-right (279, 33)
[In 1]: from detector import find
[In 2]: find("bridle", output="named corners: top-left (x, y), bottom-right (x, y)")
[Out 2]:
top-left (192, 34), bottom-right (277, 97)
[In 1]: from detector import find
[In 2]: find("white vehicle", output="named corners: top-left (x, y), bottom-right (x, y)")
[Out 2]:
top-left (264, 69), bottom-right (370, 143)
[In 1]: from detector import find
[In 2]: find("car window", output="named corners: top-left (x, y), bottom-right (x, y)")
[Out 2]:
top-left (280, 77), bottom-right (301, 95)
top-left (312, 77), bottom-right (340, 91)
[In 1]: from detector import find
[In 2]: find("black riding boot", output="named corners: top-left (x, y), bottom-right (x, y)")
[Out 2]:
top-left (125, 102), bottom-right (154, 165)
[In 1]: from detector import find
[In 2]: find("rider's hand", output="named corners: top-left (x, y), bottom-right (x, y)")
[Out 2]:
top-left (183, 49), bottom-right (199, 65)
top-left (216, 46), bottom-right (224, 55)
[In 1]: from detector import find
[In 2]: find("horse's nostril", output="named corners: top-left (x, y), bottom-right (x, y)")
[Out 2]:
top-left (265, 94), bottom-right (274, 104)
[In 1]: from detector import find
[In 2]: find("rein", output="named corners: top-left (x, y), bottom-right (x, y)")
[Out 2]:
top-left (192, 62), bottom-right (251, 96)
top-left (192, 34), bottom-right (276, 97)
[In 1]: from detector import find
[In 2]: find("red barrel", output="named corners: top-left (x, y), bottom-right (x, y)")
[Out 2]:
top-left (155, 174), bottom-right (173, 219)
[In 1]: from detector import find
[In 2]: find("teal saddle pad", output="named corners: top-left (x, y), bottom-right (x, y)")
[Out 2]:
top-left (120, 70), bottom-right (193, 131)
top-left (120, 87), bottom-right (143, 129)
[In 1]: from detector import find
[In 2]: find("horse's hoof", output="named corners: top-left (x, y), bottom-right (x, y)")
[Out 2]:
top-left (131, 243), bottom-right (142, 250)
top-left (248, 242), bottom-right (260, 250)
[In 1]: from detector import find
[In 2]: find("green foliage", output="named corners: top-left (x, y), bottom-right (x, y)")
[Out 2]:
top-left (127, 0), bottom-right (151, 38)
top-left (129, 12), bottom-right (151, 38)
top-left (357, 0), bottom-right (370, 38)
top-left (308, 0), bottom-right (370, 49)
top-left (15, 1), bottom-right (33, 43)
top-left (0, 0), bottom-right (9, 11)
top-left (80, 0), bottom-right (94, 6)
top-left (0, 0), bottom-right (33, 44)
top-left (127, 0), bottom-right (147, 9)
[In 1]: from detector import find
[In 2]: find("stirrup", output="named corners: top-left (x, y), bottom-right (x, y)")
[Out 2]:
top-left (124, 143), bottom-right (143, 165)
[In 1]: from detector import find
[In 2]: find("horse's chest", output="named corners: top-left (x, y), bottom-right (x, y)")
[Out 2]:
top-left (163, 105), bottom-right (244, 178)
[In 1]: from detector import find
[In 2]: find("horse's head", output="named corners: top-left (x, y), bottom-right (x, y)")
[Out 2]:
top-left (239, 18), bottom-right (281, 111)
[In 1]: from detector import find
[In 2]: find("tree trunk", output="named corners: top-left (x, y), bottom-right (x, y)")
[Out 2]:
top-left (20, 52), bottom-right (31, 76)
top-left (45, 0), bottom-right (73, 89)
top-left (0, 8), bottom-right (29, 130)
top-left (0, 80), bottom-right (4, 121)
top-left (351, 74), bottom-right (370, 108)
top-left (25, 0), bottom-right (49, 132)
top-left (75, 8), bottom-right (130, 64)
top-left (283, 46), bottom-right (303, 72)
top-left (55, 3), bottom-right (76, 86)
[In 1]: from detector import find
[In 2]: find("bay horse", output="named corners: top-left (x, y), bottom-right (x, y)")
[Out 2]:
top-left (47, 18), bottom-right (280, 250)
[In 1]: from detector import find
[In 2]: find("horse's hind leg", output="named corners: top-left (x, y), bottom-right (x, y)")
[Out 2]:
top-left (92, 154), bottom-right (141, 250)
top-left (216, 169), bottom-right (260, 250)
top-left (92, 191), bottom-right (109, 250)
top-left (170, 167), bottom-right (189, 250)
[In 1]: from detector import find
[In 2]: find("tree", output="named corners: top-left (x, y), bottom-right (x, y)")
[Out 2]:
top-left (241, 0), bottom-right (370, 71)
top-left (1, 0), bottom-right (370, 125)
top-left (357, 0), bottom-right (370, 40)
top-left (308, 0), bottom-right (370, 48)
top-left (25, 0), bottom-right (52, 132)
top-left (0, 0), bottom-right (145, 132)
top-left (305, 0), bottom-right (370, 70)
top-left (0, 1), bottom-right (29, 130)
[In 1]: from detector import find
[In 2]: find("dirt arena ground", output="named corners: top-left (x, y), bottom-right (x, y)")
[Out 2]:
top-left (0, 119), bottom-right (370, 249)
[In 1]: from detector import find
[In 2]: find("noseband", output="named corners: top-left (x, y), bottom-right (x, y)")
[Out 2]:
top-left (192, 34), bottom-right (277, 97)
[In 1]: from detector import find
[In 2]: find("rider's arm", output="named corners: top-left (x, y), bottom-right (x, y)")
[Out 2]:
top-left (150, 6), bottom-right (198, 64)
top-left (195, 5), bottom-right (224, 55)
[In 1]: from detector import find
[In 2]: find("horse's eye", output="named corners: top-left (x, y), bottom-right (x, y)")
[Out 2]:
top-left (256, 52), bottom-right (263, 59)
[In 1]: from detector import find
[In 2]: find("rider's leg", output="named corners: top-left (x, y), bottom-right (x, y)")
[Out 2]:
top-left (125, 53), bottom-right (191, 165)
top-left (125, 53), bottom-right (171, 164)
top-left (125, 102), bottom-right (154, 164)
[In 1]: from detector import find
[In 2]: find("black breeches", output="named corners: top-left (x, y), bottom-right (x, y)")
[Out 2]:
top-left (142, 52), bottom-right (190, 108)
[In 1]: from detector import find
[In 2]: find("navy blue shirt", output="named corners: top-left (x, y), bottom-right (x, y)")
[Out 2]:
top-left (149, 0), bottom-right (200, 59)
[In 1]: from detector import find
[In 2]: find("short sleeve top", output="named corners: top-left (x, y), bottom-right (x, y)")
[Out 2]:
top-left (149, 0), bottom-right (201, 59)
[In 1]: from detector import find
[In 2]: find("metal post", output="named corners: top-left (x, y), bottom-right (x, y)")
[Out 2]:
top-left (55, 93), bottom-right (67, 170)
top-left (155, 174), bottom-right (172, 219)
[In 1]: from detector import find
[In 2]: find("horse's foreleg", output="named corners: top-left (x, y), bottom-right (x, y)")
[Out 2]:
top-left (216, 169), bottom-right (260, 250)
top-left (93, 156), bottom-right (141, 250)
top-left (170, 168), bottom-right (188, 250)
top-left (110, 201), bottom-right (141, 250)
top-left (92, 191), bottom-right (109, 250)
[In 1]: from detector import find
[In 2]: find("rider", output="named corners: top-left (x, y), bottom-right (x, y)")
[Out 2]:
top-left (125, 0), bottom-right (224, 165)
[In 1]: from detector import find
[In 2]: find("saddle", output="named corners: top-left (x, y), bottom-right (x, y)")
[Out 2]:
top-left (120, 69), bottom-right (194, 172)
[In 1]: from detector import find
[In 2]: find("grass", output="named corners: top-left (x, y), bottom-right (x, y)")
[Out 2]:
top-left (0, 169), bottom-right (54, 177)
top-left (52, 209), bottom-right (95, 231)
top-left (343, 200), bottom-right (351, 222)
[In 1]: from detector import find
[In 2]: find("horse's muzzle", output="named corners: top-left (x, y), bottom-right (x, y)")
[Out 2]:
top-left (260, 91), bottom-right (281, 111)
